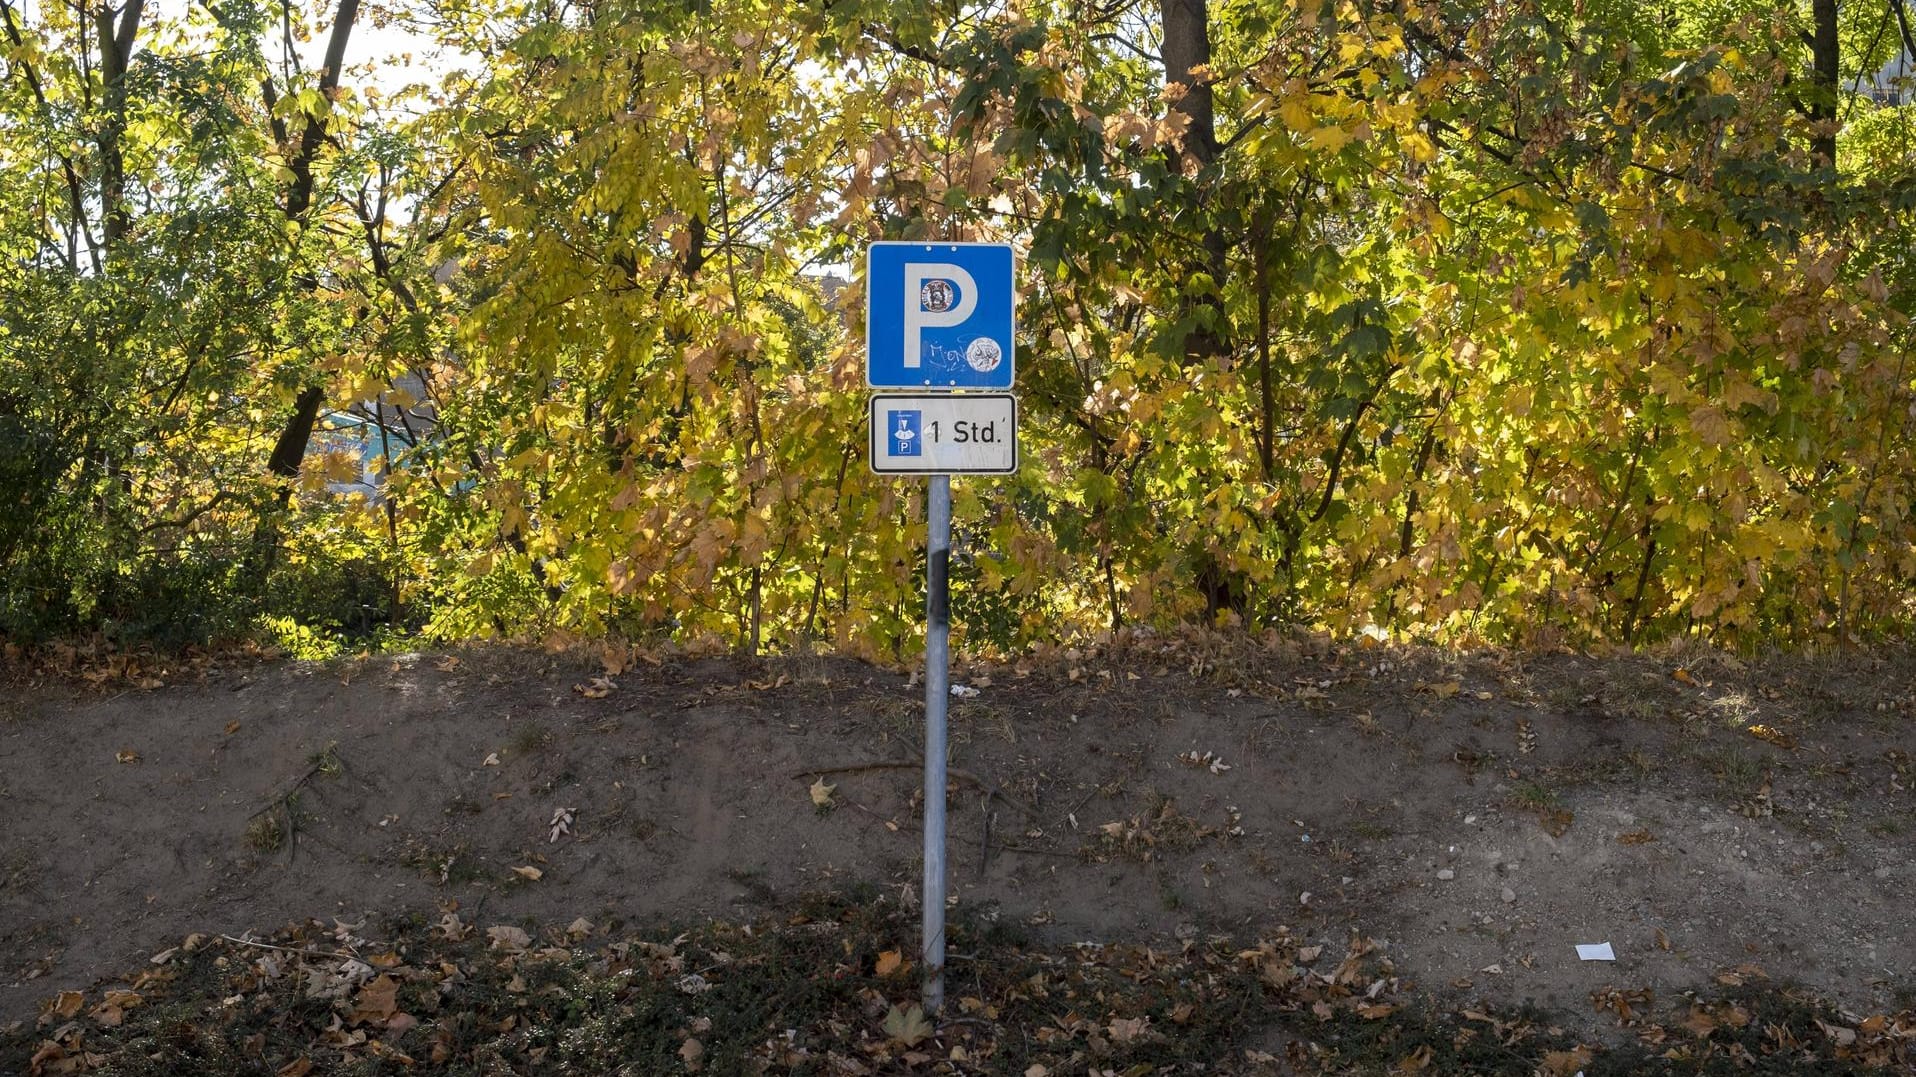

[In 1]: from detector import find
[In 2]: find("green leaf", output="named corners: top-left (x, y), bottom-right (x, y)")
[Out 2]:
top-left (881, 1003), bottom-right (933, 1046)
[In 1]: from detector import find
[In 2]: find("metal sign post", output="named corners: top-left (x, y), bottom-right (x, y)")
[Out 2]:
top-left (921, 473), bottom-right (951, 1014)
top-left (865, 240), bottom-right (1016, 1017)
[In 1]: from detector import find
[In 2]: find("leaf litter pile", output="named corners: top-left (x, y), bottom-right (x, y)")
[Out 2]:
top-left (6, 892), bottom-right (1912, 1076)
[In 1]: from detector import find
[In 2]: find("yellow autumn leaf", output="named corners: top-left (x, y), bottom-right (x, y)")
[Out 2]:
top-left (1278, 93), bottom-right (1314, 133)
top-left (809, 777), bottom-right (836, 808)
top-left (1308, 123), bottom-right (1355, 152)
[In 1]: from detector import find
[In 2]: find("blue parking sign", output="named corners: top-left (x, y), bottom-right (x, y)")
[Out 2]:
top-left (866, 242), bottom-right (1015, 389)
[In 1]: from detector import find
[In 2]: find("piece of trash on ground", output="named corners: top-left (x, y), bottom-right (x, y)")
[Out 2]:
top-left (950, 684), bottom-right (980, 698)
top-left (1575, 942), bottom-right (1616, 961)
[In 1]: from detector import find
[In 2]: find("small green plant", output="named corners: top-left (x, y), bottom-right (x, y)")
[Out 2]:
top-left (307, 742), bottom-right (343, 778)
top-left (1613, 696), bottom-right (1662, 721)
top-left (1157, 874), bottom-right (1183, 911)
top-left (1080, 795), bottom-right (1222, 863)
top-left (509, 722), bottom-right (553, 756)
top-left (400, 840), bottom-right (481, 885)
top-left (1509, 780), bottom-right (1559, 811)
top-left (257, 616), bottom-right (345, 661)
top-left (1706, 748), bottom-right (1764, 793)
top-left (245, 813), bottom-right (285, 853)
top-left (0, 850), bottom-right (38, 893)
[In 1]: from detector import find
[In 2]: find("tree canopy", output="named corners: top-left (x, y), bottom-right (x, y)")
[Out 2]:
top-left (5, 0), bottom-right (1916, 653)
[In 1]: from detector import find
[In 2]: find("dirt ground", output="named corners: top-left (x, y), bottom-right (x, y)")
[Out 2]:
top-left (2, 636), bottom-right (1913, 1044)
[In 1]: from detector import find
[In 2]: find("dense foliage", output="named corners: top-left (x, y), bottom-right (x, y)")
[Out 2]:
top-left (6, 0), bottom-right (1916, 653)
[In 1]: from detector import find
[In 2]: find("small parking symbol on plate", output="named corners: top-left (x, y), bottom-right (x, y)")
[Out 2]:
top-left (888, 410), bottom-right (922, 456)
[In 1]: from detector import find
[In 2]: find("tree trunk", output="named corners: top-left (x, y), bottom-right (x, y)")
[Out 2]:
top-left (1160, 0), bottom-right (1229, 363)
top-left (266, 386), bottom-right (325, 480)
top-left (284, 0), bottom-right (360, 219)
top-left (1160, 0), bottom-right (1217, 168)
top-left (1810, 0), bottom-right (1839, 164)
top-left (94, 0), bottom-right (144, 252)
top-left (1253, 208), bottom-right (1274, 481)
top-left (1163, 0), bottom-right (1245, 619)
top-left (247, 0), bottom-right (360, 578)
top-left (258, 0), bottom-right (360, 494)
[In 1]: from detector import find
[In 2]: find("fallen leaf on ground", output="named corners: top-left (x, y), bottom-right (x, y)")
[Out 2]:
top-left (510, 865), bottom-right (543, 881)
top-left (115, 749), bottom-right (139, 764)
top-left (1541, 1045), bottom-right (1593, 1075)
top-left (90, 991), bottom-right (142, 1027)
top-left (875, 950), bottom-right (904, 977)
top-left (882, 1003), bottom-right (933, 1046)
top-left (809, 777), bottom-right (836, 808)
top-left (1817, 1018), bottom-right (1858, 1046)
top-left (573, 676), bottom-right (614, 698)
top-left (1395, 1044), bottom-right (1434, 1073)
top-left (348, 976), bottom-right (400, 1024)
top-left (486, 926), bottom-right (531, 952)
top-left (1539, 807), bottom-right (1574, 836)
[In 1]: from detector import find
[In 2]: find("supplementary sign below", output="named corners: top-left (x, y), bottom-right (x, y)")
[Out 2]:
top-left (866, 242), bottom-right (1016, 389)
top-left (868, 393), bottom-right (1017, 475)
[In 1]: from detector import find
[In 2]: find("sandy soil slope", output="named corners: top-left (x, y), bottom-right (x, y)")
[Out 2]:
top-left (2, 640), bottom-right (1912, 1035)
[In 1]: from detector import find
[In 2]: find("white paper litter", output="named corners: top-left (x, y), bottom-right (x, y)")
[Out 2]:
top-left (1575, 942), bottom-right (1616, 961)
top-left (950, 684), bottom-right (980, 698)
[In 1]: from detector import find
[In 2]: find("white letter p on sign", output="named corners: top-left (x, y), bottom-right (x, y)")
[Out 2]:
top-left (903, 263), bottom-right (978, 368)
